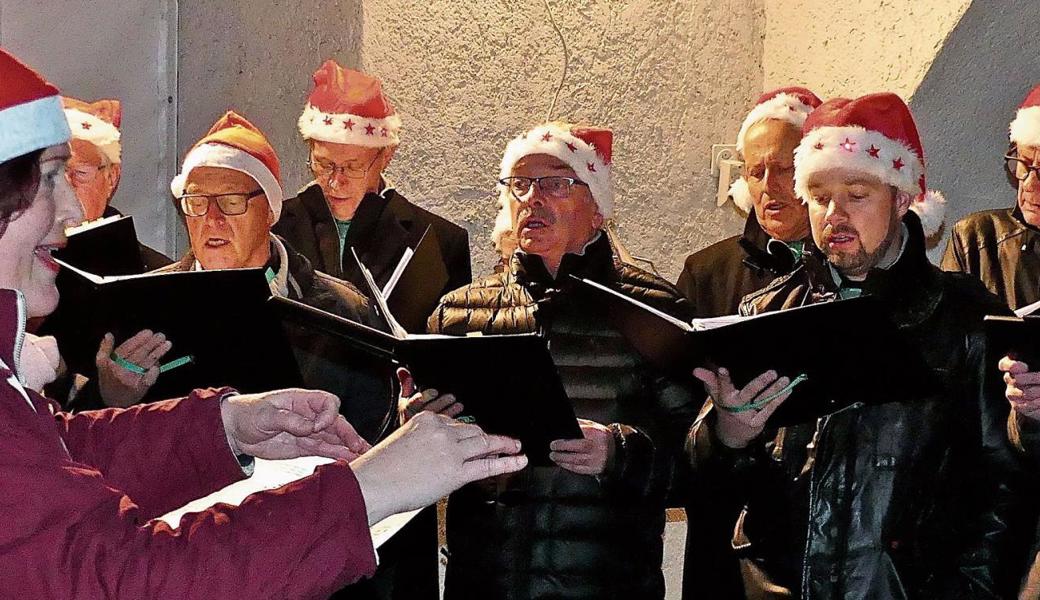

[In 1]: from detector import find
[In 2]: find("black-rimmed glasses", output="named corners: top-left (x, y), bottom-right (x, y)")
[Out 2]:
top-left (178, 190), bottom-right (264, 217)
top-left (1005, 154), bottom-right (1040, 182)
top-left (499, 176), bottom-right (589, 201)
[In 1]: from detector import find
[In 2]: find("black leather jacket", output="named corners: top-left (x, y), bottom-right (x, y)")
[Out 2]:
top-left (428, 233), bottom-right (700, 600)
top-left (942, 206), bottom-right (1040, 311)
top-left (688, 213), bottom-right (1031, 599)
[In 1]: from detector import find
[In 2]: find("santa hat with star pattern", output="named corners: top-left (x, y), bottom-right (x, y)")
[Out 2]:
top-left (0, 48), bottom-right (70, 164)
top-left (298, 60), bottom-right (401, 148)
top-left (492, 122), bottom-right (614, 247)
top-left (793, 92), bottom-right (946, 237)
top-left (63, 96), bottom-right (122, 164)
top-left (730, 86), bottom-right (823, 212)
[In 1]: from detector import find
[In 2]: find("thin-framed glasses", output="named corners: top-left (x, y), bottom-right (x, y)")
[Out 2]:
top-left (65, 163), bottom-right (108, 185)
top-left (178, 190), bottom-right (264, 217)
top-left (307, 150), bottom-right (383, 181)
top-left (1005, 154), bottom-right (1040, 182)
top-left (499, 176), bottom-right (589, 201)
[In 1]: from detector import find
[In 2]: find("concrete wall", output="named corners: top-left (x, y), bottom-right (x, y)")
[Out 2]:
top-left (362, 0), bottom-right (763, 278)
top-left (0, 0), bottom-right (178, 254)
top-left (762, 0), bottom-right (971, 99)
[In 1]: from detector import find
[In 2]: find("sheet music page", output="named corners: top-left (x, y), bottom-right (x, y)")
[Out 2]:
top-left (1015, 298), bottom-right (1040, 317)
top-left (352, 248), bottom-right (408, 339)
top-left (156, 456), bottom-right (421, 549)
top-left (381, 247), bottom-right (414, 299)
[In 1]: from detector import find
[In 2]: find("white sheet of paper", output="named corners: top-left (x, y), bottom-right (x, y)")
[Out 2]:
top-left (381, 247), bottom-right (414, 300)
top-left (156, 455), bottom-right (421, 549)
top-left (1015, 298), bottom-right (1040, 317)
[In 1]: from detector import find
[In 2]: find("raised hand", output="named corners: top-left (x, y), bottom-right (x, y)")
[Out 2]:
top-left (693, 366), bottom-right (793, 449)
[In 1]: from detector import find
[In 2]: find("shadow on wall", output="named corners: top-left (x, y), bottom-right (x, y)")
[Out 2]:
top-left (176, 0), bottom-right (365, 254)
top-left (910, 0), bottom-right (1040, 262)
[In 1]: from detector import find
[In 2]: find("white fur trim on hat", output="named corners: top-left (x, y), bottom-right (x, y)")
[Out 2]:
top-left (911, 189), bottom-right (946, 237)
top-left (497, 124), bottom-right (613, 218)
top-left (64, 108), bottom-right (121, 164)
top-left (1010, 106), bottom-right (1040, 148)
top-left (729, 177), bottom-right (753, 213)
top-left (170, 143), bottom-right (284, 222)
top-left (736, 93), bottom-right (815, 153)
top-left (0, 95), bottom-right (71, 164)
top-left (298, 104), bottom-right (401, 148)
top-left (794, 125), bottom-right (922, 203)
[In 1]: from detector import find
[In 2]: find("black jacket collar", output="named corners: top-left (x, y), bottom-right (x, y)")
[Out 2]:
top-left (738, 212), bottom-right (807, 276)
top-left (513, 231), bottom-right (615, 298)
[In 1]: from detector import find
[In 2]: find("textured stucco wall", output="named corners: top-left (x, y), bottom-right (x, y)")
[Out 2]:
top-left (362, 0), bottom-right (764, 279)
top-left (177, 0), bottom-right (365, 253)
top-left (763, 0), bottom-right (971, 99)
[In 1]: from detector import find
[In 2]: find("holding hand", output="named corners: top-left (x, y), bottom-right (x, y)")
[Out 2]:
top-left (351, 411), bottom-right (527, 525)
top-left (220, 388), bottom-right (371, 461)
top-left (396, 368), bottom-right (463, 425)
top-left (694, 367), bottom-right (793, 449)
top-left (96, 330), bottom-right (172, 408)
top-left (550, 419), bottom-right (615, 476)
top-left (999, 356), bottom-right (1040, 421)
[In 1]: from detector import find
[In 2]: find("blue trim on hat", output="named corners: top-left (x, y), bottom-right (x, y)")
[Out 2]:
top-left (0, 95), bottom-right (72, 163)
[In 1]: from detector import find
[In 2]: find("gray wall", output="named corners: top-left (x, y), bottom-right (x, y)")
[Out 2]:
top-left (0, 0), bottom-right (178, 254)
top-left (911, 0), bottom-right (1040, 260)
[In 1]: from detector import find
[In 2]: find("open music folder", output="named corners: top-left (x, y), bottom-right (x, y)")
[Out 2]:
top-left (573, 276), bottom-right (937, 426)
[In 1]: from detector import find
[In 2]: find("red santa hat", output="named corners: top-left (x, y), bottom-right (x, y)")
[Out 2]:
top-left (0, 48), bottom-right (71, 164)
top-left (731, 86), bottom-right (823, 212)
top-left (1009, 84), bottom-right (1040, 148)
top-left (793, 92), bottom-right (946, 237)
top-left (62, 97), bottom-right (122, 164)
top-left (499, 122), bottom-right (613, 215)
top-left (298, 60), bottom-right (401, 148)
top-left (170, 111), bottom-right (284, 221)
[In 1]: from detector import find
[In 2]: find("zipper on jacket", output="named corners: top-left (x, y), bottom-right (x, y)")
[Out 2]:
top-left (799, 400), bottom-right (864, 597)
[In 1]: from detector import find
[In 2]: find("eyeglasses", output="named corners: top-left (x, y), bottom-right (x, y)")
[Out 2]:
top-left (1005, 154), bottom-right (1040, 182)
top-left (499, 176), bottom-right (589, 201)
top-left (178, 190), bottom-right (264, 217)
top-left (307, 150), bottom-right (383, 181)
top-left (65, 163), bottom-right (109, 185)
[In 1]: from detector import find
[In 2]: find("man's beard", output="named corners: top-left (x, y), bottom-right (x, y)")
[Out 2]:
top-left (825, 212), bottom-right (902, 278)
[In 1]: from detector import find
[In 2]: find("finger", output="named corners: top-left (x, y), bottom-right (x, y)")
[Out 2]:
top-left (264, 408), bottom-right (319, 437)
top-left (420, 394), bottom-right (458, 415)
top-left (114, 330), bottom-right (154, 358)
top-left (736, 371), bottom-right (781, 406)
top-left (95, 333), bottom-right (115, 367)
top-left (748, 388), bottom-right (793, 429)
top-left (404, 389), bottom-right (441, 415)
top-left (442, 402), bottom-right (465, 418)
top-left (458, 434), bottom-right (522, 459)
top-left (461, 454), bottom-right (528, 481)
top-left (303, 392), bottom-right (342, 432)
top-left (141, 366), bottom-right (161, 388)
top-left (330, 416), bottom-right (372, 454)
top-left (692, 367), bottom-right (719, 399)
top-left (126, 333), bottom-right (167, 366)
top-left (550, 451), bottom-right (590, 466)
top-left (142, 339), bottom-right (173, 367)
top-left (999, 356), bottom-right (1029, 374)
top-left (299, 437), bottom-right (363, 462)
top-left (1007, 370), bottom-right (1040, 387)
top-left (450, 422), bottom-right (488, 441)
top-left (397, 368), bottom-right (416, 397)
top-left (549, 438), bottom-right (593, 453)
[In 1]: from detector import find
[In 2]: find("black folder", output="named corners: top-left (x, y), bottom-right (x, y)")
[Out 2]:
top-left (574, 276), bottom-right (936, 427)
top-left (56, 215), bottom-right (147, 276)
top-left (984, 315), bottom-right (1040, 366)
top-left (283, 253), bottom-right (582, 465)
top-left (42, 260), bottom-right (302, 402)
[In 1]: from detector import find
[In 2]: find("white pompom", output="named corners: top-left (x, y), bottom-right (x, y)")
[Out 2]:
top-left (729, 177), bottom-right (753, 213)
top-left (910, 189), bottom-right (947, 237)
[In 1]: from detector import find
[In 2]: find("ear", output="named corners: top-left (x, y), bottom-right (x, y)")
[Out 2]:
top-left (382, 145), bottom-right (398, 169)
top-left (591, 210), bottom-right (605, 230)
top-left (107, 163), bottom-right (122, 192)
top-left (266, 204), bottom-right (276, 227)
top-left (894, 188), bottom-right (913, 218)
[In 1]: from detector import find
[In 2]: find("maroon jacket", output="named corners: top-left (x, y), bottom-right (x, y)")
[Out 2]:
top-left (0, 288), bottom-right (377, 598)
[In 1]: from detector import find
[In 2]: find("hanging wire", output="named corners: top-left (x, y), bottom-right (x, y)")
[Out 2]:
top-left (543, 0), bottom-right (570, 121)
